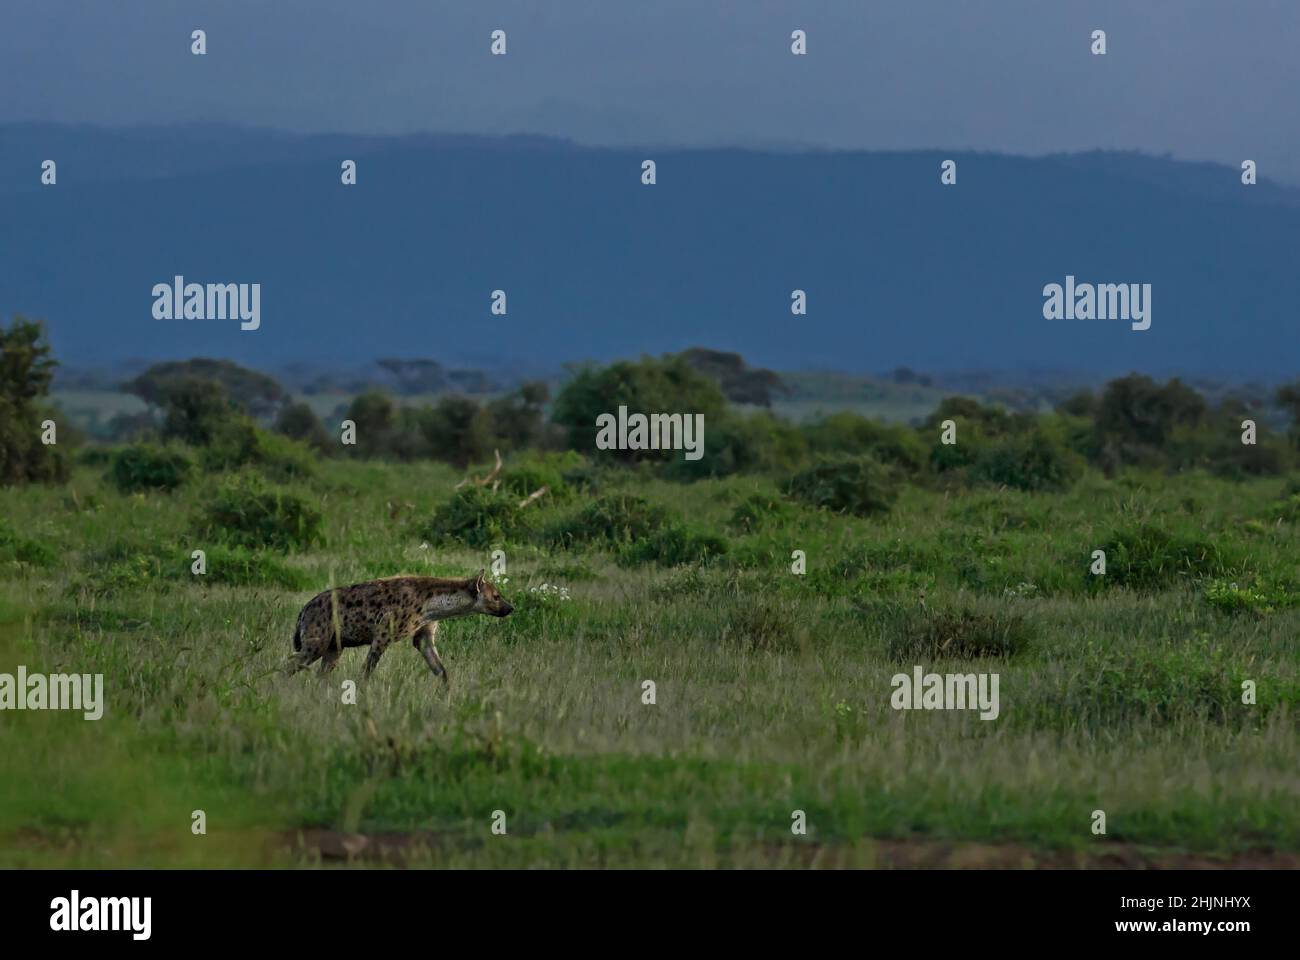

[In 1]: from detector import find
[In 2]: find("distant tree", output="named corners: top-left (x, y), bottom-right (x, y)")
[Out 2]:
top-left (343, 391), bottom-right (397, 457)
top-left (0, 315), bottom-right (67, 484)
top-left (889, 366), bottom-right (932, 387)
top-left (551, 355), bottom-right (728, 457)
top-left (1277, 381), bottom-right (1300, 431)
top-left (678, 347), bottom-right (789, 407)
top-left (1057, 390), bottom-right (1096, 418)
top-left (105, 410), bottom-right (157, 443)
top-left (126, 358), bottom-right (287, 419)
top-left (274, 401), bottom-right (332, 452)
top-left (445, 369), bottom-right (494, 394)
top-left (922, 396), bottom-right (1025, 436)
top-left (421, 394), bottom-right (492, 468)
top-left (1094, 374), bottom-right (1206, 467)
top-left (487, 380), bottom-right (554, 451)
top-left (157, 376), bottom-right (235, 446)
top-left (376, 358), bottom-right (446, 396)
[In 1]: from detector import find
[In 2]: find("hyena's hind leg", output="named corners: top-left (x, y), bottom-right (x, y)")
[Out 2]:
top-left (282, 649), bottom-right (317, 675)
top-left (317, 645), bottom-right (341, 676)
top-left (283, 616), bottom-right (329, 676)
top-left (413, 621), bottom-right (448, 684)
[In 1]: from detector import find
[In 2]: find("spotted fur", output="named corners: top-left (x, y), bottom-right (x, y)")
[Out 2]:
top-left (284, 570), bottom-right (512, 684)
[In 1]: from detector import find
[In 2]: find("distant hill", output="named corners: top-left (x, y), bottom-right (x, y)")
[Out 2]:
top-left (3, 123), bottom-right (1299, 377)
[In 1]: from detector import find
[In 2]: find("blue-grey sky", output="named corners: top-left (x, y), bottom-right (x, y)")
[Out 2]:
top-left (4, 0), bottom-right (1298, 181)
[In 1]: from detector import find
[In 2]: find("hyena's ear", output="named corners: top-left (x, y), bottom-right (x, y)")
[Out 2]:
top-left (473, 568), bottom-right (486, 592)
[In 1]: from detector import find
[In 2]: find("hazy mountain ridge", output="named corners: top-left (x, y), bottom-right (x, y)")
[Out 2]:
top-left (3, 124), bottom-right (1298, 376)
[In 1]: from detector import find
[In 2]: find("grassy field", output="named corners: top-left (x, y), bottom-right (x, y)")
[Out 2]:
top-left (0, 455), bottom-right (1297, 868)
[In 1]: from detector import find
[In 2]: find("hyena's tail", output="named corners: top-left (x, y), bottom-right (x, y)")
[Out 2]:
top-left (292, 617), bottom-right (303, 652)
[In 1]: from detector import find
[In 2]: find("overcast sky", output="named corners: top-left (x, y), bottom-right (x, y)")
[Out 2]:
top-left (4, 0), bottom-right (1298, 181)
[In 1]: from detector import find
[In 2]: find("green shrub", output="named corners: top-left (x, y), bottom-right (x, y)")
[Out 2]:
top-left (424, 485), bottom-right (526, 547)
top-left (108, 444), bottom-right (193, 492)
top-left (720, 599), bottom-right (800, 653)
top-left (727, 492), bottom-right (793, 532)
top-left (664, 412), bottom-right (807, 480)
top-left (196, 473), bottom-right (323, 551)
top-left (1095, 523), bottom-right (1233, 590)
top-left (1201, 574), bottom-right (1274, 613)
top-left (1206, 431), bottom-right (1292, 479)
top-left (1036, 646), bottom-right (1276, 728)
top-left (970, 424), bottom-right (1082, 492)
top-left (201, 545), bottom-right (312, 589)
top-left (552, 494), bottom-right (669, 546)
top-left (619, 523), bottom-right (728, 567)
top-left (922, 397), bottom-right (1034, 476)
top-left (0, 521), bottom-right (56, 568)
top-left (783, 456), bottom-right (899, 517)
top-left (803, 412), bottom-right (926, 474)
top-left (886, 605), bottom-right (1032, 661)
top-left (499, 451), bottom-right (585, 501)
top-left (1268, 492), bottom-right (1300, 524)
top-left (201, 418), bottom-right (315, 481)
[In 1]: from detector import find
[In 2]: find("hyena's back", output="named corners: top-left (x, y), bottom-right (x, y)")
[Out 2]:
top-left (292, 577), bottom-right (429, 654)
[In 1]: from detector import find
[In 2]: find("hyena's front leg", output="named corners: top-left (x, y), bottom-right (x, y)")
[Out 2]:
top-left (413, 621), bottom-right (448, 684)
top-left (361, 638), bottom-right (389, 680)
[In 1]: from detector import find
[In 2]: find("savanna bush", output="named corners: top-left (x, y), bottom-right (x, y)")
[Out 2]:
top-left (0, 520), bottom-right (56, 568)
top-left (423, 485), bottom-right (527, 548)
top-left (719, 598), bottom-right (800, 652)
top-left (201, 418), bottom-right (316, 481)
top-left (802, 412), bottom-right (926, 475)
top-left (783, 456), bottom-right (899, 516)
top-left (969, 422), bottom-right (1083, 492)
top-left (1095, 523), bottom-right (1233, 590)
top-left (551, 494), bottom-right (669, 546)
top-left (618, 523), bottom-right (728, 567)
top-left (664, 411), bottom-right (807, 480)
top-left (1205, 430), bottom-right (1293, 479)
top-left (201, 544), bottom-right (312, 589)
top-left (499, 450), bottom-right (586, 500)
top-left (727, 491), bottom-right (793, 532)
top-left (1036, 647), bottom-right (1275, 728)
top-left (922, 397), bottom-right (1032, 475)
top-left (108, 444), bottom-right (193, 492)
top-left (884, 605), bottom-right (1033, 661)
top-left (1203, 578), bottom-right (1273, 615)
top-left (196, 473), bottom-right (323, 551)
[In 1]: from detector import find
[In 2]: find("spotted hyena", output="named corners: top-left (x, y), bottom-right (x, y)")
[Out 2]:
top-left (285, 570), bottom-right (513, 683)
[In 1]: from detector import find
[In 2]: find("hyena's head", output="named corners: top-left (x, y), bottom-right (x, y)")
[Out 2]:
top-left (470, 569), bottom-right (513, 618)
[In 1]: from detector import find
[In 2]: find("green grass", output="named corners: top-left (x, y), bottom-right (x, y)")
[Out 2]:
top-left (0, 458), bottom-right (1296, 867)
